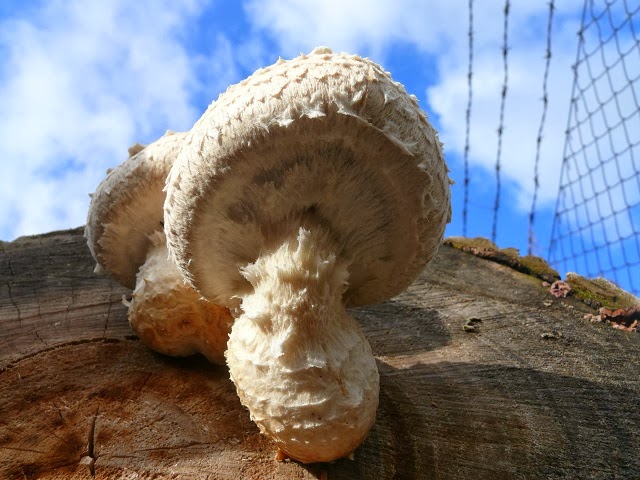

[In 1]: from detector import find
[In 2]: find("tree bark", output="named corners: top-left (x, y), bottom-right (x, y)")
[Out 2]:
top-left (1, 228), bottom-right (638, 479)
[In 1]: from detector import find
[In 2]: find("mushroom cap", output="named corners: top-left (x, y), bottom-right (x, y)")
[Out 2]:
top-left (165, 47), bottom-right (451, 307)
top-left (86, 131), bottom-right (187, 289)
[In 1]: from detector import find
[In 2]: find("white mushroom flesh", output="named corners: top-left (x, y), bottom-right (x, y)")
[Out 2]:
top-left (165, 49), bottom-right (451, 308)
top-left (226, 226), bottom-right (379, 462)
top-left (130, 231), bottom-right (232, 365)
top-left (85, 131), bottom-right (233, 363)
top-left (164, 47), bottom-right (452, 463)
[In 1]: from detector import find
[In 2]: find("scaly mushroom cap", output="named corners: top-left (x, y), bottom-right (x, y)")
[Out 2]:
top-left (164, 47), bottom-right (452, 307)
top-left (86, 131), bottom-right (186, 289)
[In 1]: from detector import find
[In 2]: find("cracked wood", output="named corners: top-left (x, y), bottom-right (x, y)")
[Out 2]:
top-left (0, 228), bottom-right (639, 479)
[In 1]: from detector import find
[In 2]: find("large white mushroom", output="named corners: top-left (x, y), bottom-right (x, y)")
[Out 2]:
top-left (164, 47), bottom-right (452, 462)
top-left (85, 131), bottom-right (233, 364)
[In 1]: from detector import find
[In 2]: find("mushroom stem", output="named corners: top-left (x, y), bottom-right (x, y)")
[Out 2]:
top-left (128, 232), bottom-right (233, 364)
top-left (226, 227), bottom-right (379, 463)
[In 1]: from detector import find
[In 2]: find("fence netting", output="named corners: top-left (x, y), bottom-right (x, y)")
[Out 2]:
top-left (549, 0), bottom-right (640, 295)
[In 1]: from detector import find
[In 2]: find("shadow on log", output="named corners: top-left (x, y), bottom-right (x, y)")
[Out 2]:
top-left (1, 228), bottom-right (638, 479)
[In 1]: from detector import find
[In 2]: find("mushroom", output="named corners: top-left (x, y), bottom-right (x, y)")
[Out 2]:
top-left (85, 131), bottom-right (233, 364)
top-left (164, 47), bottom-right (452, 462)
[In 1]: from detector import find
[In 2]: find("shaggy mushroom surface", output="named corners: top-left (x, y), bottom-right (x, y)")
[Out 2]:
top-left (86, 131), bottom-right (232, 364)
top-left (164, 47), bottom-right (451, 462)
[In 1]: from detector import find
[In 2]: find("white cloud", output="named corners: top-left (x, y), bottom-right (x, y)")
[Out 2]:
top-left (428, 34), bottom-right (578, 209)
top-left (243, 1), bottom-right (587, 209)
top-left (3, 0), bottom-right (635, 267)
top-left (244, 0), bottom-right (431, 59)
top-left (243, 0), bottom-right (585, 58)
top-left (243, 1), bottom-right (639, 261)
top-left (0, 0), bottom-right (235, 240)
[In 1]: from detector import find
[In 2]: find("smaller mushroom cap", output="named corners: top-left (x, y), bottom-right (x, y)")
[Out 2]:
top-left (86, 131), bottom-right (186, 288)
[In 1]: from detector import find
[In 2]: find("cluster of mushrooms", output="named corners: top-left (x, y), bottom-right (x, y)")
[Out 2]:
top-left (85, 47), bottom-right (451, 464)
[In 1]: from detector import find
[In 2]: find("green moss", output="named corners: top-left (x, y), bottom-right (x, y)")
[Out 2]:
top-left (499, 247), bottom-right (520, 259)
top-left (443, 238), bottom-right (638, 311)
top-left (444, 237), bottom-right (559, 283)
top-left (518, 255), bottom-right (560, 283)
top-left (444, 236), bottom-right (498, 251)
top-left (566, 273), bottom-right (640, 310)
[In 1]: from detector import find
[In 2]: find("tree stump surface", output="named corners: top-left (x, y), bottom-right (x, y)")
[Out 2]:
top-left (0, 228), bottom-right (638, 479)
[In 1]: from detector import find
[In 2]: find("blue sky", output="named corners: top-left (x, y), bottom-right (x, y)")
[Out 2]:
top-left (3, 0), bottom-right (628, 286)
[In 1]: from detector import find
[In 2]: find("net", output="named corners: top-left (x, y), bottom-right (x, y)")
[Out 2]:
top-left (549, 0), bottom-right (640, 294)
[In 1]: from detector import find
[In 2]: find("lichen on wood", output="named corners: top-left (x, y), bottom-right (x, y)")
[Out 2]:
top-left (444, 236), bottom-right (560, 283)
top-left (566, 272), bottom-right (640, 310)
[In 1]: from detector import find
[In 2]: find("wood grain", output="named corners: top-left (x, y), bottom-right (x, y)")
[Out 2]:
top-left (1, 228), bottom-right (638, 479)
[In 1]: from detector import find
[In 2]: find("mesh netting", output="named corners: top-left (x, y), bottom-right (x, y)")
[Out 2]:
top-left (549, 0), bottom-right (640, 294)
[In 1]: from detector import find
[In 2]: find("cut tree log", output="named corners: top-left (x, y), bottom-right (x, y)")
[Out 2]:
top-left (1, 228), bottom-right (638, 480)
